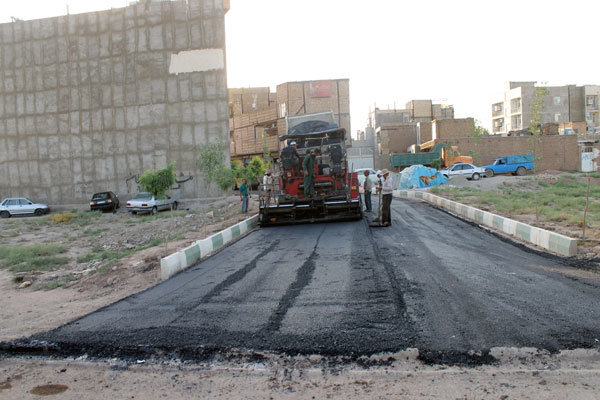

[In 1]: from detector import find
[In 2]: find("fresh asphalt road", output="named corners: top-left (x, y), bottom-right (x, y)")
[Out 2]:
top-left (18, 198), bottom-right (600, 361)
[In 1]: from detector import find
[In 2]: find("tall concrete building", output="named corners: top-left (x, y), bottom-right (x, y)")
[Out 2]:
top-left (0, 0), bottom-right (230, 204)
top-left (491, 81), bottom-right (599, 135)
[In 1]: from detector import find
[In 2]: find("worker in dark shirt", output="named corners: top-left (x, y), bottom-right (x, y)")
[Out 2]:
top-left (281, 141), bottom-right (300, 159)
top-left (302, 148), bottom-right (320, 198)
top-left (281, 140), bottom-right (301, 177)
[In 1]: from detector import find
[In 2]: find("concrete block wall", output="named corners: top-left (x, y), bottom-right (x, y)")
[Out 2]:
top-left (432, 118), bottom-right (474, 140)
top-left (434, 135), bottom-right (580, 171)
top-left (0, 0), bottom-right (229, 204)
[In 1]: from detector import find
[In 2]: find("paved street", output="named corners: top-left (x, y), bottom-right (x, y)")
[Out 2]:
top-left (15, 198), bottom-right (600, 363)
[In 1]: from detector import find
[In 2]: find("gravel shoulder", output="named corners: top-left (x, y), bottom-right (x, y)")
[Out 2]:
top-left (0, 194), bottom-right (258, 342)
top-left (2, 348), bottom-right (600, 399)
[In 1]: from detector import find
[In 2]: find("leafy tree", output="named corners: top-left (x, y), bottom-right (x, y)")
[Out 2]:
top-left (138, 162), bottom-right (176, 199)
top-left (197, 142), bottom-right (226, 186)
top-left (231, 160), bottom-right (246, 184)
top-left (196, 141), bottom-right (237, 192)
top-left (472, 119), bottom-right (490, 137)
top-left (528, 85), bottom-right (549, 221)
top-left (245, 156), bottom-right (266, 185)
top-left (430, 158), bottom-right (442, 170)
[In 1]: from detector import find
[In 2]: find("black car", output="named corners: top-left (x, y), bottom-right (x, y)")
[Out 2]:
top-left (90, 192), bottom-right (120, 212)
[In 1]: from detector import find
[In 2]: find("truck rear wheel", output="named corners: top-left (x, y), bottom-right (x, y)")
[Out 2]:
top-left (516, 166), bottom-right (526, 176)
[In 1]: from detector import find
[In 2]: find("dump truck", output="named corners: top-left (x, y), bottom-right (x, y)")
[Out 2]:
top-left (258, 112), bottom-right (362, 226)
top-left (390, 142), bottom-right (473, 170)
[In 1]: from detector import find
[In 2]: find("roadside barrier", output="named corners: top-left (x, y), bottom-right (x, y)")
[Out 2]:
top-left (394, 190), bottom-right (578, 257)
top-left (160, 214), bottom-right (259, 280)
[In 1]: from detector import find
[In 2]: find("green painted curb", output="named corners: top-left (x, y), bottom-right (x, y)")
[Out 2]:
top-left (231, 225), bottom-right (241, 238)
top-left (549, 234), bottom-right (572, 256)
top-left (184, 244), bottom-right (201, 265)
top-left (211, 233), bottom-right (223, 249)
top-left (493, 215), bottom-right (504, 230)
top-left (515, 223), bottom-right (531, 241)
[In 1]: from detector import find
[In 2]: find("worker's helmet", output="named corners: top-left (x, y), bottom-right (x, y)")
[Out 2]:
top-left (290, 141), bottom-right (297, 146)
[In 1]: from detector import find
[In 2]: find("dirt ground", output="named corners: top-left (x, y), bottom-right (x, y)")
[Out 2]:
top-left (2, 348), bottom-right (600, 399)
top-left (0, 194), bottom-right (258, 342)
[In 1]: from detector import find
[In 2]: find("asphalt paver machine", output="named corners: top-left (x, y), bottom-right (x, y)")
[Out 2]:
top-left (258, 112), bottom-right (362, 226)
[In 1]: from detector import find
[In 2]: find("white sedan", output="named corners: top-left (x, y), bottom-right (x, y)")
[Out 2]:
top-left (440, 163), bottom-right (485, 181)
top-left (0, 198), bottom-right (50, 218)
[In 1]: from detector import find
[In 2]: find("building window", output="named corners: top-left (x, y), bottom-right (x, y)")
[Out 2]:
top-left (555, 113), bottom-right (560, 122)
top-left (587, 96), bottom-right (598, 107)
top-left (554, 97), bottom-right (561, 105)
top-left (511, 115), bottom-right (521, 129)
top-left (493, 104), bottom-right (503, 112)
top-left (279, 103), bottom-right (286, 118)
top-left (511, 99), bottom-right (521, 113)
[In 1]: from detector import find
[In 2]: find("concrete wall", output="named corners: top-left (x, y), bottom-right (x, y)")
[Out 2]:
top-left (0, 0), bottom-right (229, 204)
top-left (432, 118), bottom-right (474, 140)
top-left (435, 135), bottom-right (580, 171)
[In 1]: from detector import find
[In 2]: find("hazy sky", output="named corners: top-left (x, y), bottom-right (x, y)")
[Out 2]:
top-left (2, 0), bottom-right (599, 137)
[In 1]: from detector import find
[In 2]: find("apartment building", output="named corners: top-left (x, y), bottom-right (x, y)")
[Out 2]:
top-left (491, 82), bottom-right (599, 135)
top-left (585, 85), bottom-right (600, 130)
top-left (368, 101), bottom-right (454, 130)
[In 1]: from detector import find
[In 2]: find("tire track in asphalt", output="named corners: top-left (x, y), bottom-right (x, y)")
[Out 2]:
top-left (365, 218), bottom-right (410, 318)
top-left (171, 240), bottom-right (280, 321)
top-left (259, 226), bottom-right (326, 333)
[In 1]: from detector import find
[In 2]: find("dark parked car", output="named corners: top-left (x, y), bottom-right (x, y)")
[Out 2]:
top-left (90, 192), bottom-right (120, 212)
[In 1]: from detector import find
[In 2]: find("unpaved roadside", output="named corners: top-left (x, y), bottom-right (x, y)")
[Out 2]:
top-left (2, 349), bottom-right (600, 399)
top-left (0, 195), bottom-right (258, 342)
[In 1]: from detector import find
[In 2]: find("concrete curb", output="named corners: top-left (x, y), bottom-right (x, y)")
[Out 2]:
top-left (160, 214), bottom-right (259, 280)
top-left (394, 190), bottom-right (578, 257)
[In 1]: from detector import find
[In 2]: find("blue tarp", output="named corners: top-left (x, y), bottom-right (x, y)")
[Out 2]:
top-left (397, 165), bottom-right (448, 189)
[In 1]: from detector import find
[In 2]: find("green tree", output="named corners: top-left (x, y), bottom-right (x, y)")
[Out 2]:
top-left (196, 141), bottom-right (237, 192)
top-left (472, 119), bottom-right (490, 137)
top-left (528, 85), bottom-right (549, 221)
top-left (197, 142), bottom-right (226, 186)
top-left (231, 160), bottom-right (246, 183)
top-left (245, 156), bottom-right (266, 186)
top-left (138, 162), bottom-right (176, 199)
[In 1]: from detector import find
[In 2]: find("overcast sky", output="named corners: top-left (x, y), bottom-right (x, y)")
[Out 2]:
top-left (2, 0), bottom-right (599, 137)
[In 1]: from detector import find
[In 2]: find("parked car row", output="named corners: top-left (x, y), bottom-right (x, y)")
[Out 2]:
top-left (440, 154), bottom-right (534, 181)
top-left (1, 191), bottom-right (179, 219)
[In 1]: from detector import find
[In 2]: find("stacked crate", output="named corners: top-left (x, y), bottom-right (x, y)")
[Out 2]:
top-left (276, 79), bottom-right (351, 141)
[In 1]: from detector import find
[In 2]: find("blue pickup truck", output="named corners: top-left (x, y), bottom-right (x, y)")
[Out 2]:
top-left (483, 154), bottom-right (534, 177)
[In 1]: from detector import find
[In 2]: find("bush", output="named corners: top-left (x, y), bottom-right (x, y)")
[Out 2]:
top-left (138, 162), bottom-right (177, 199)
top-left (50, 213), bottom-right (79, 224)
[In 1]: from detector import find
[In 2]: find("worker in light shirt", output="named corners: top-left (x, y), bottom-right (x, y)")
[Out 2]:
top-left (380, 169), bottom-right (393, 227)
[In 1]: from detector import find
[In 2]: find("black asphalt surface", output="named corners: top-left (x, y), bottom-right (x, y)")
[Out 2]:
top-left (7, 198), bottom-right (600, 363)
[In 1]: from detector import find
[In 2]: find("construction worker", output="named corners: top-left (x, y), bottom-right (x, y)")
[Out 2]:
top-left (262, 170), bottom-right (273, 205)
top-left (380, 169), bottom-right (393, 226)
top-left (239, 179), bottom-right (249, 214)
top-left (281, 141), bottom-right (301, 176)
top-left (302, 148), bottom-right (320, 198)
top-left (363, 170), bottom-right (372, 212)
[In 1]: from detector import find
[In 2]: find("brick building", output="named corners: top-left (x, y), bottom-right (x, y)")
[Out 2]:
top-left (228, 79), bottom-right (350, 164)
